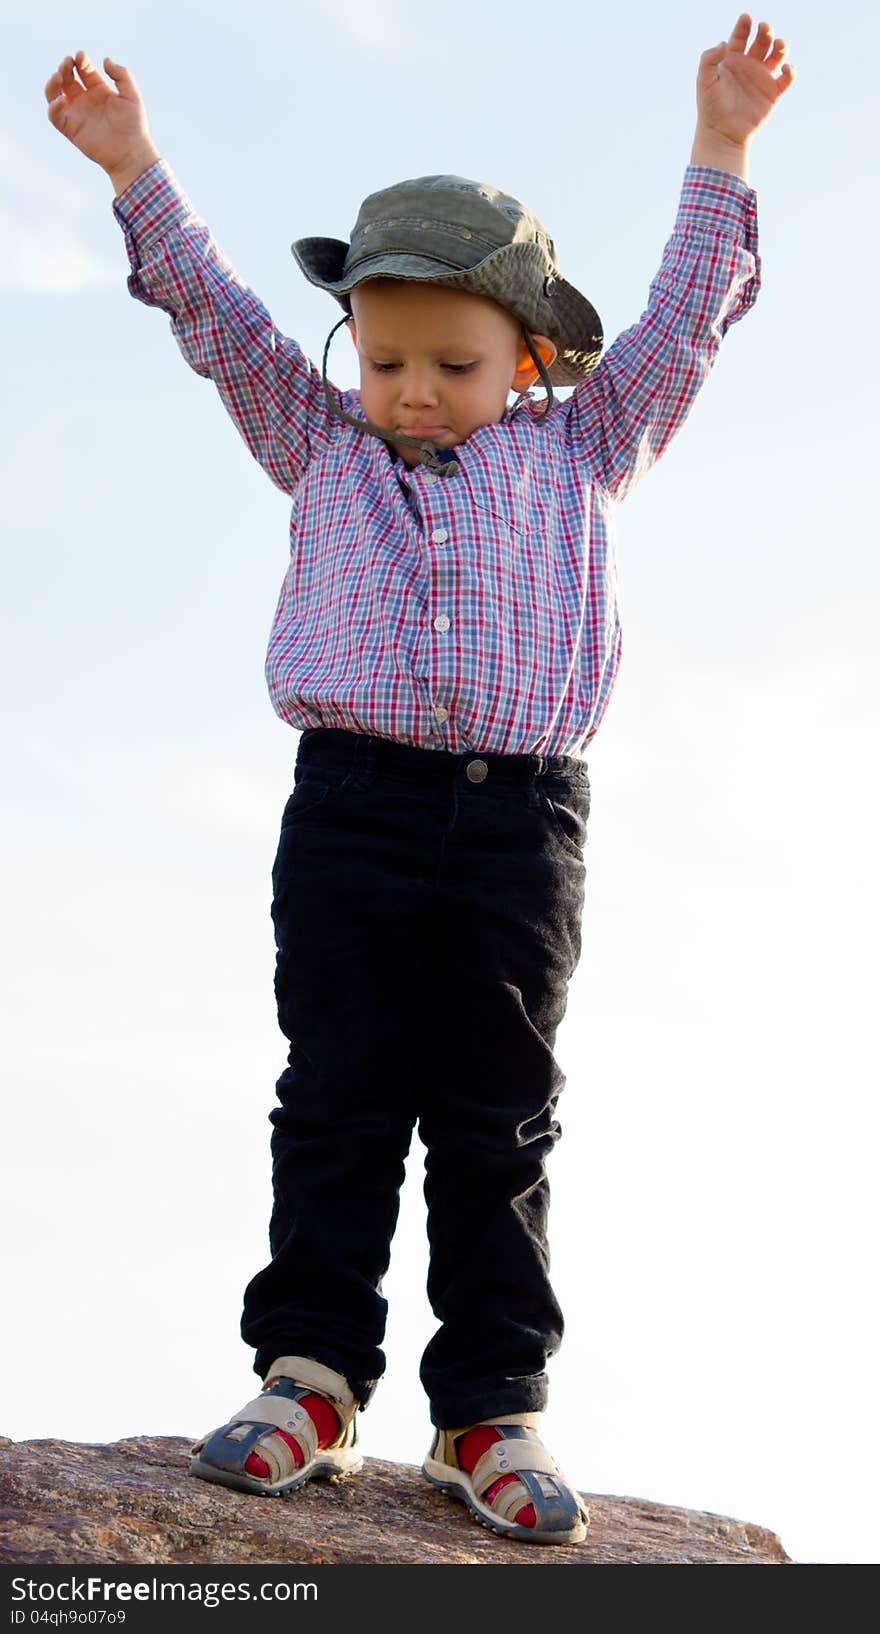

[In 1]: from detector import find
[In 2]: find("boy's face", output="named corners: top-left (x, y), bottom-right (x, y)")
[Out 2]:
top-left (345, 279), bottom-right (557, 468)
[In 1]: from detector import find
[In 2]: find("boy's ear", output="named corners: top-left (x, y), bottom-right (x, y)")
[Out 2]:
top-left (511, 332), bottom-right (557, 392)
top-left (345, 316), bottom-right (357, 345)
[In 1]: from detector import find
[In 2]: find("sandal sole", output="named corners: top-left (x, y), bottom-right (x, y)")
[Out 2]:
top-left (422, 1462), bottom-right (589, 1545)
top-left (190, 1450), bottom-right (363, 1497)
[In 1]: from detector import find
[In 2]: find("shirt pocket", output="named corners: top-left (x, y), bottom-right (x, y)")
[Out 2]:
top-left (469, 495), bottom-right (529, 537)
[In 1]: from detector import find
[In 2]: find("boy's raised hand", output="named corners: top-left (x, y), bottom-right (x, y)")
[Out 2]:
top-left (45, 50), bottom-right (158, 178)
top-left (697, 14), bottom-right (796, 145)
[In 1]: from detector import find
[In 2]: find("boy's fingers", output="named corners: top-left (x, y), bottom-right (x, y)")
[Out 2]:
top-left (700, 42), bottom-right (727, 67)
top-left (728, 13), bottom-right (752, 51)
top-left (46, 56), bottom-right (83, 114)
top-left (746, 21), bottom-right (775, 60)
top-left (698, 42), bottom-right (727, 84)
top-left (44, 59), bottom-right (66, 99)
top-left (73, 49), bottom-right (107, 90)
top-left (103, 57), bottom-right (140, 99)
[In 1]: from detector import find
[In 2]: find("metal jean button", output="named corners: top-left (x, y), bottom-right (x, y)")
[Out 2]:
top-left (466, 759), bottom-right (488, 783)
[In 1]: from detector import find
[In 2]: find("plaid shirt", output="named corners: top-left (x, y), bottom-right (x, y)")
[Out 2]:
top-left (113, 161), bottom-right (760, 758)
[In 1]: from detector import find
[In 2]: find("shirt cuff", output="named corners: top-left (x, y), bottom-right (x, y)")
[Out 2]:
top-left (111, 156), bottom-right (198, 260)
top-left (676, 163), bottom-right (759, 256)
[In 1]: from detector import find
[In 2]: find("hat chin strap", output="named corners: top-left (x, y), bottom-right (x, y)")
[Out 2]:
top-left (320, 313), bottom-right (556, 478)
top-left (321, 315), bottom-right (460, 477)
top-left (521, 329), bottom-right (557, 415)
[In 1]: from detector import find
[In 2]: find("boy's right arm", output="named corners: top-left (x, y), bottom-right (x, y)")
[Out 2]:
top-left (46, 51), bottom-right (335, 495)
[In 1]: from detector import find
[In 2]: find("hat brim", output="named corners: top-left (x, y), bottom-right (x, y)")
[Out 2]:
top-left (291, 235), bottom-right (603, 385)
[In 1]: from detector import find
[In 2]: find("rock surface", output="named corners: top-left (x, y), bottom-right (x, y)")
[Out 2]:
top-left (0, 1434), bottom-right (792, 1565)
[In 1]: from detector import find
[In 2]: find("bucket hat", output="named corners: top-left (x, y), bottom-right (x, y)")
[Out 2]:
top-left (292, 174), bottom-right (604, 478)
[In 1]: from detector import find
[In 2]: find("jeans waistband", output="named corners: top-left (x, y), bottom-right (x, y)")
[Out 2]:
top-left (296, 728), bottom-right (587, 788)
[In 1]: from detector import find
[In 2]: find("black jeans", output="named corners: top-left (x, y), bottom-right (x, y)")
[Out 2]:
top-left (241, 727), bottom-right (589, 1429)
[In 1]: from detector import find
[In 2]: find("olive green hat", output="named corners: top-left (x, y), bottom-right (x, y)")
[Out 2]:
top-left (292, 173), bottom-right (604, 478)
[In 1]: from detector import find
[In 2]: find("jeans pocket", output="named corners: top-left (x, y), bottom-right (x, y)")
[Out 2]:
top-left (280, 762), bottom-right (383, 830)
top-left (538, 776), bottom-right (590, 858)
top-left (279, 768), bottom-right (347, 827)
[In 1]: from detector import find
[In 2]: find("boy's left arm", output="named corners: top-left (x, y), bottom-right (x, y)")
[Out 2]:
top-left (567, 14), bottom-right (796, 503)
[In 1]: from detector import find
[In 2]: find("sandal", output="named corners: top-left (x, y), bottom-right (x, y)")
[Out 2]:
top-left (189, 1353), bottom-right (362, 1496)
top-left (422, 1413), bottom-right (589, 1545)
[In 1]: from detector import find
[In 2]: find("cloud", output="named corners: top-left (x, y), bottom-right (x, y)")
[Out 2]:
top-left (106, 747), bottom-right (284, 842)
top-left (0, 128), bottom-right (97, 208)
top-left (0, 130), bottom-right (119, 293)
top-left (331, 0), bottom-right (412, 61)
top-left (0, 208), bottom-right (118, 293)
top-left (175, 0), bottom-right (418, 67)
top-left (8, 726), bottom-right (285, 844)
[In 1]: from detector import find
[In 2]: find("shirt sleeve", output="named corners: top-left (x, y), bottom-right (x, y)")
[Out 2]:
top-left (111, 158), bottom-right (337, 495)
top-left (564, 165), bottom-right (761, 503)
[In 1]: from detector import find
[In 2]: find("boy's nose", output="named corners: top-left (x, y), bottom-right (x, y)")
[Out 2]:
top-left (400, 372), bottom-right (440, 408)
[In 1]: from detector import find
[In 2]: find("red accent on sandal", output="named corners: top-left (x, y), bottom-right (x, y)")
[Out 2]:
top-left (244, 1390), bottom-right (341, 1480)
top-left (455, 1426), bottom-right (535, 1528)
top-left (301, 1391), bottom-right (342, 1447)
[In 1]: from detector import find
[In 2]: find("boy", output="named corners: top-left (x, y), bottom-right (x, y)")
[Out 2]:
top-left (45, 14), bottom-right (794, 1547)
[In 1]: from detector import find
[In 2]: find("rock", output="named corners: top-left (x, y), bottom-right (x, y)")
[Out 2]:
top-left (0, 1434), bottom-right (792, 1565)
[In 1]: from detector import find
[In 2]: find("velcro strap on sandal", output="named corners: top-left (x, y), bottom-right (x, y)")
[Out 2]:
top-left (263, 1354), bottom-right (357, 1423)
top-left (490, 1480), bottom-right (537, 1523)
top-left (228, 1395), bottom-right (320, 1461)
top-left (470, 1437), bottom-right (561, 1495)
top-left (435, 1412), bottom-right (543, 1463)
top-left (443, 1412), bottom-right (543, 1440)
top-left (488, 1412), bottom-right (544, 1430)
top-left (241, 1426), bottom-right (300, 1484)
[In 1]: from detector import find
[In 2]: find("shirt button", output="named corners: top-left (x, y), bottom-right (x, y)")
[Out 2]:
top-left (433, 615), bottom-right (450, 632)
top-left (431, 528), bottom-right (449, 544)
top-left (466, 759), bottom-right (489, 783)
top-left (435, 705), bottom-right (450, 723)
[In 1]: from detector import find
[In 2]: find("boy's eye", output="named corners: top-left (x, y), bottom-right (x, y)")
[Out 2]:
top-left (368, 362), bottom-right (475, 374)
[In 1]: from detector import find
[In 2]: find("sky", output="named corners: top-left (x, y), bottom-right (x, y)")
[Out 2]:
top-left (2, 0), bottom-right (878, 1568)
